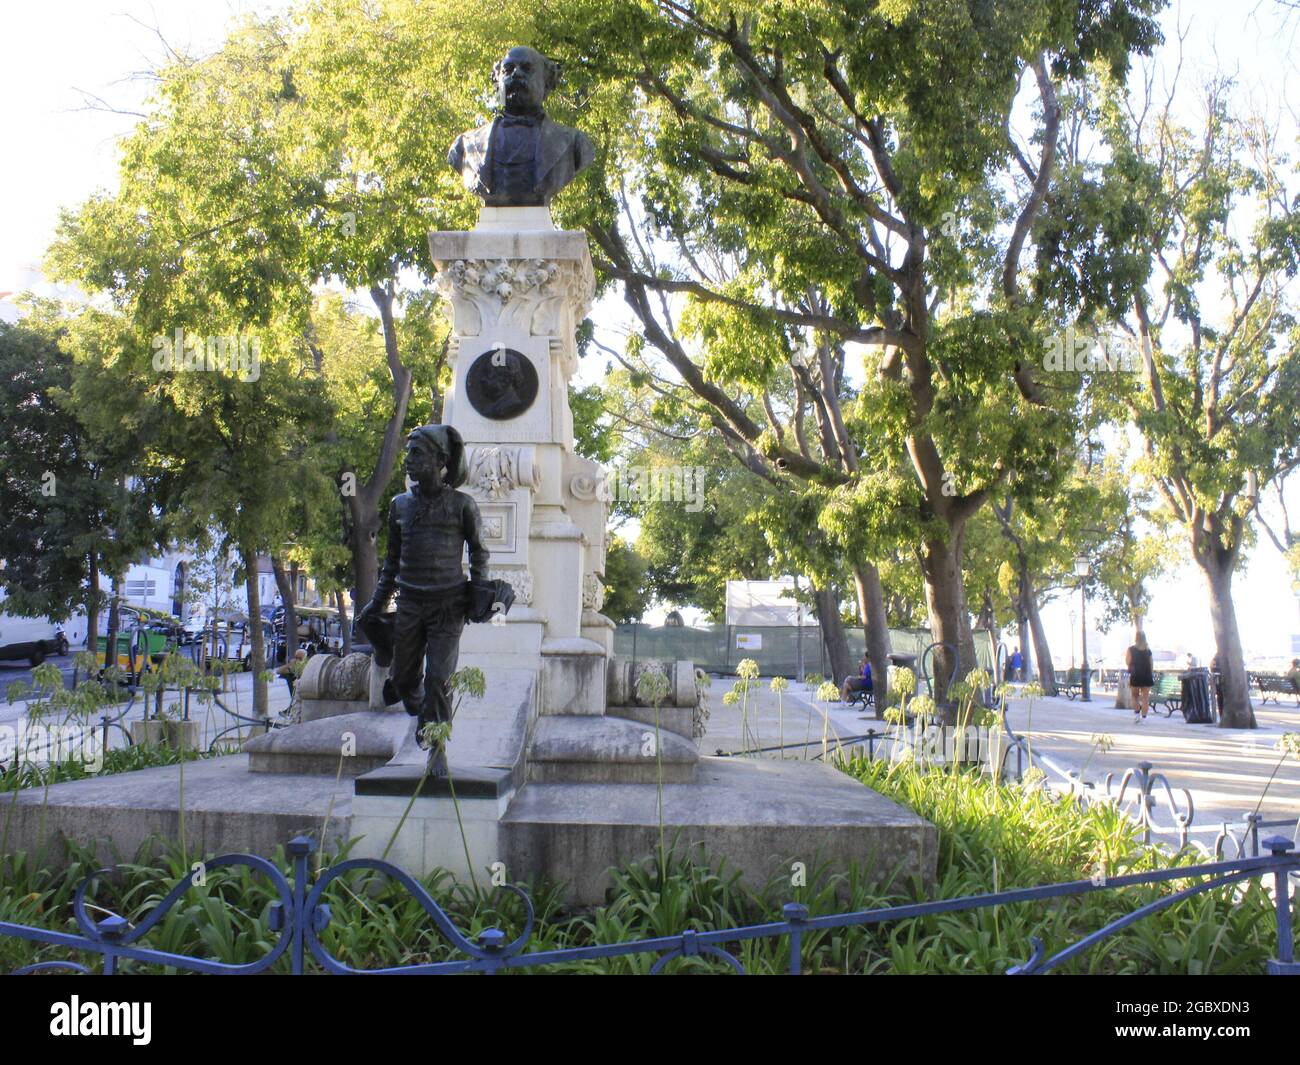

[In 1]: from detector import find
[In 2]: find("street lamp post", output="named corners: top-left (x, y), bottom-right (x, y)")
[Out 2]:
top-left (1075, 556), bottom-right (1092, 703)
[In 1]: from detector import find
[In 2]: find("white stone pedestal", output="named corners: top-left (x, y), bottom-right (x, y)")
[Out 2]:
top-left (429, 209), bottom-right (614, 693)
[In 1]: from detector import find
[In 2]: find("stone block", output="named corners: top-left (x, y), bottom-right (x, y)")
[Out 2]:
top-left (128, 719), bottom-right (200, 750)
top-left (502, 757), bottom-right (939, 905)
top-left (609, 703), bottom-right (695, 740)
top-left (245, 711), bottom-right (411, 777)
top-left (540, 645), bottom-right (607, 716)
top-left (525, 714), bottom-right (697, 784)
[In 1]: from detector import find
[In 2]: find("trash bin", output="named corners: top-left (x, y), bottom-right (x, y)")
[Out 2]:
top-left (1180, 668), bottom-right (1214, 723)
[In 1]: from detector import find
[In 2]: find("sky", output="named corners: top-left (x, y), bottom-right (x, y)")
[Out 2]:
top-left (2, 0), bottom-right (1299, 665)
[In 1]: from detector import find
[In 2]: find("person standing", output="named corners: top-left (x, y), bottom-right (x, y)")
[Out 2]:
top-left (1127, 631), bottom-right (1155, 723)
top-left (1009, 648), bottom-right (1024, 682)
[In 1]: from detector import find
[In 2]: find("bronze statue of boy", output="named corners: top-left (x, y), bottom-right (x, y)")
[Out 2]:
top-left (356, 425), bottom-right (500, 776)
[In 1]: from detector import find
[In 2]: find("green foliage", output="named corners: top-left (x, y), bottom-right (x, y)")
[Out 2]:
top-left (1, 743), bottom-right (212, 795)
top-left (0, 311), bottom-right (160, 624)
top-left (842, 758), bottom-right (1289, 973)
top-left (569, 383), bottom-right (617, 463)
top-left (4, 757), bottom-right (1288, 973)
top-left (601, 536), bottom-right (651, 624)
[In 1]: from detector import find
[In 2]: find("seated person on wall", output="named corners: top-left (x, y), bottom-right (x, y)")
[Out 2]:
top-left (841, 655), bottom-right (873, 701)
top-left (355, 425), bottom-right (489, 777)
top-left (276, 648), bottom-right (308, 697)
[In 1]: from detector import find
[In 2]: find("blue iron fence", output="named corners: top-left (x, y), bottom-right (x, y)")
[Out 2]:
top-left (2, 835), bottom-right (1296, 975)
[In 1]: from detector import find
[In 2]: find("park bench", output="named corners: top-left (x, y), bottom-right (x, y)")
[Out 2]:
top-left (1150, 672), bottom-right (1183, 716)
top-left (1251, 672), bottom-right (1300, 707)
top-left (844, 680), bottom-right (874, 710)
top-left (1054, 668), bottom-right (1086, 699)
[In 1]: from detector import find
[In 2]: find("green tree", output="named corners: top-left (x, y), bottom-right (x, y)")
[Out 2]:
top-left (601, 536), bottom-right (652, 623)
top-left (533, 0), bottom-right (1163, 701)
top-left (1058, 74), bottom-right (1300, 726)
top-left (0, 311), bottom-right (158, 646)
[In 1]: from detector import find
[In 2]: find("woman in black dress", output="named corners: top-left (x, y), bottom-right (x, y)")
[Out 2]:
top-left (1126, 631), bottom-right (1154, 722)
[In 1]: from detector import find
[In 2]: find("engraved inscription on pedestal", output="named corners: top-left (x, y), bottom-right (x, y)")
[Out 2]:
top-left (465, 348), bottom-right (538, 419)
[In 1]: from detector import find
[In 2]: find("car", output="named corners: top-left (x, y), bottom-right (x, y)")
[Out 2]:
top-left (180, 613), bottom-right (208, 644)
top-left (198, 614), bottom-right (279, 672)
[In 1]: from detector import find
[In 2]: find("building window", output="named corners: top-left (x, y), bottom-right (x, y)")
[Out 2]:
top-left (125, 578), bottom-right (157, 600)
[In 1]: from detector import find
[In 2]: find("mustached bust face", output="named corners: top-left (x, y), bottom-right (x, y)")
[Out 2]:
top-left (494, 46), bottom-right (554, 113)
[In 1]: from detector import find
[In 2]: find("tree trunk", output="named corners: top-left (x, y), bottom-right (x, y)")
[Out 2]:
top-left (341, 282), bottom-right (414, 613)
top-left (103, 574), bottom-right (122, 678)
top-left (1200, 553), bottom-right (1255, 729)
top-left (813, 584), bottom-right (851, 689)
top-left (1024, 579), bottom-right (1058, 696)
top-left (271, 556), bottom-right (298, 660)
top-left (85, 548), bottom-right (100, 650)
top-left (347, 494), bottom-right (381, 611)
top-left (917, 534), bottom-right (977, 706)
top-left (334, 589), bottom-right (352, 655)
top-left (243, 550), bottom-right (268, 728)
top-left (1015, 587), bottom-right (1033, 680)
top-left (851, 562), bottom-right (891, 719)
top-left (978, 589), bottom-right (1001, 666)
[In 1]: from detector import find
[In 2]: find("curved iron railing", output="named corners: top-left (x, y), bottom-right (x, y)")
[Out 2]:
top-left (919, 640), bottom-right (961, 702)
top-left (3, 834), bottom-right (1295, 975)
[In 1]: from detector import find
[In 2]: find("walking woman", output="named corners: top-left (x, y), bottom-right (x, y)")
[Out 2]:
top-left (1126, 630), bottom-right (1154, 723)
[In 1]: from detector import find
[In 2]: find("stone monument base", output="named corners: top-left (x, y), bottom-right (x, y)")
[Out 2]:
top-left (343, 756), bottom-right (936, 903)
top-left (4, 658), bottom-right (935, 906)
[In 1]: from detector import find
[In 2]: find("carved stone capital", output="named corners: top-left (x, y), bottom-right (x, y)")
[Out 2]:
top-left (568, 470), bottom-right (610, 503)
top-left (467, 446), bottom-right (541, 499)
top-left (433, 256), bottom-right (594, 337)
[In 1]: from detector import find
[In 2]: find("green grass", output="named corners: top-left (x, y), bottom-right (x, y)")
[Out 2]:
top-left (0, 758), bottom-right (1293, 974)
top-left (840, 755), bottom-right (1293, 974)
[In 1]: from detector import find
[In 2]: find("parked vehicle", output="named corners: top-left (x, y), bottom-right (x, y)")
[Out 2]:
top-left (0, 597), bottom-right (86, 665)
top-left (180, 613), bottom-right (208, 645)
top-left (199, 614), bottom-right (278, 672)
top-left (287, 606), bottom-right (346, 657)
top-left (94, 606), bottom-right (183, 681)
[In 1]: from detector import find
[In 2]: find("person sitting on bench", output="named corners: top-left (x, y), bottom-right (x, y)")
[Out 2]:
top-left (841, 656), bottom-right (873, 701)
top-left (1287, 658), bottom-right (1300, 694)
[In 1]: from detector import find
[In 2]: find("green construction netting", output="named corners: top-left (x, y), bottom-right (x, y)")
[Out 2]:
top-left (613, 623), bottom-right (999, 686)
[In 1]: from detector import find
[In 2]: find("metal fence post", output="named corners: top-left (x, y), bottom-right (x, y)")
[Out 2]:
top-left (784, 903), bottom-right (808, 975)
top-left (287, 835), bottom-right (315, 975)
top-left (1137, 761), bottom-right (1155, 845)
top-left (1265, 836), bottom-right (1295, 969)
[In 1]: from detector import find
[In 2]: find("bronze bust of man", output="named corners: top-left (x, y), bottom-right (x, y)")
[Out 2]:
top-left (448, 45), bottom-right (595, 207)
